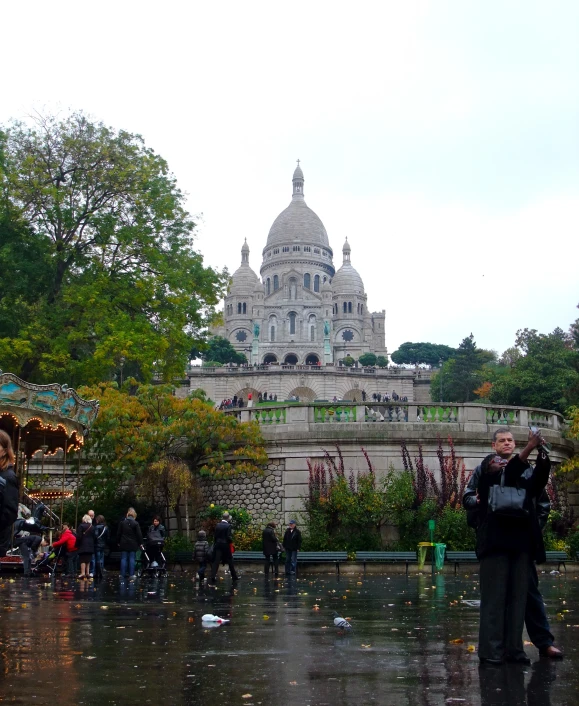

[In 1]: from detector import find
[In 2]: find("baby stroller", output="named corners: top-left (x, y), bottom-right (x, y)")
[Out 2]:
top-left (136, 546), bottom-right (167, 577)
top-left (137, 522), bottom-right (167, 577)
top-left (31, 545), bottom-right (64, 578)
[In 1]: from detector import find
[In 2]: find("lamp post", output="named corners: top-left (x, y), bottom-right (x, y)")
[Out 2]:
top-left (119, 356), bottom-right (126, 388)
top-left (439, 359), bottom-right (443, 403)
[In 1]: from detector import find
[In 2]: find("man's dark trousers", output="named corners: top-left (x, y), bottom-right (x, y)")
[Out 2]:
top-left (525, 562), bottom-right (554, 649)
top-left (210, 543), bottom-right (238, 582)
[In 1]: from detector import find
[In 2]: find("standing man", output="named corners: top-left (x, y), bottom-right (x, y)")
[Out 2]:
top-left (209, 512), bottom-right (239, 586)
top-left (283, 519), bottom-right (302, 576)
top-left (464, 429), bottom-right (563, 659)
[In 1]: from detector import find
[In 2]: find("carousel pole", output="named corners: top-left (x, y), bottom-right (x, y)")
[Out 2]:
top-left (75, 445), bottom-right (82, 528)
top-left (60, 436), bottom-right (68, 523)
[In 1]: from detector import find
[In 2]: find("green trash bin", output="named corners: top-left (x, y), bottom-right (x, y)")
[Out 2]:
top-left (434, 543), bottom-right (446, 571)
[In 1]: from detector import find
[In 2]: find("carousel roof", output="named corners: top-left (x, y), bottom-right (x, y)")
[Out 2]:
top-left (0, 371), bottom-right (99, 442)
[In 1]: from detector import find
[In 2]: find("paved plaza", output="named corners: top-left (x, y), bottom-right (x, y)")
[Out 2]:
top-left (0, 571), bottom-right (577, 705)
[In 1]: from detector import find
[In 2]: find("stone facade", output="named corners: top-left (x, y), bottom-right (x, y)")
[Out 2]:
top-left (198, 459), bottom-right (285, 526)
top-left (213, 164), bottom-right (386, 366)
top-left (183, 366), bottom-right (432, 405)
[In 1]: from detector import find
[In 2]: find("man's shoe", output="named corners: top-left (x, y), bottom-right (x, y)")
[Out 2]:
top-left (540, 646), bottom-right (564, 659)
top-left (479, 658), bottom-right (504, 666)
top-left (506, 655), bottom-right (531, 665)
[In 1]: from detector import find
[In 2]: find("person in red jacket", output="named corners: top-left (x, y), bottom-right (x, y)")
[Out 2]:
top-left (53, 524), bottom-right (78, 576)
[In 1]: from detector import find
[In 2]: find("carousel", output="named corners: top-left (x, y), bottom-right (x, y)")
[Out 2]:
top-left (0, 371), bottom-right (99, 565)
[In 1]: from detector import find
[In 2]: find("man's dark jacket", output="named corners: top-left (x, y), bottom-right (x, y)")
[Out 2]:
top-left (262, 526), bottom-right (279, 555)
top-left (464, 464), bottom-right (550, 529)
top-left (282, 527), bottom-right (302, 552)
top-left (214, 520), bottom-right (233, 545)
top-left (0, 464), bottom-right (19, 531)
top-left (463, 453), bottom-right (550, 562)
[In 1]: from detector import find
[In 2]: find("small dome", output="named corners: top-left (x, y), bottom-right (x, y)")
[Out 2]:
top-left (293, 164), bottom-right (304, 180)
top-left (332, 238), bottom-right (364, 294)
top-left (229, 241), bottom-right (260, 295)
top-left (253, 279), bottom-right (264, 293)
top-left (332, 262), bottom-right (365, 295)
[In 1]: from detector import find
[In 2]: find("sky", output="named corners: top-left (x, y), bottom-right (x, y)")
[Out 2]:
top-left (3, 0), bottom-right (578, 356)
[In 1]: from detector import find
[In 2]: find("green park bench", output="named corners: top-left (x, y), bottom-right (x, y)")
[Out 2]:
top-left (233, 551), bottom-right (266, 561)
top-left (446, 551), bottom-right (478, 574)
top-left (545, 551), bottom-right (568, 572)
top-left (356, 551), bottom-right (417, 575)
top-left (296, 551), bottom-right (348, 575)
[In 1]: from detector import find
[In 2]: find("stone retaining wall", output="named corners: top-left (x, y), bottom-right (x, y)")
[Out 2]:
top-left (198, 459), bottom-right (285, 525)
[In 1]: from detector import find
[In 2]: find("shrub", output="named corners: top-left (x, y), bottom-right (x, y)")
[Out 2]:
top-left (164, 534), bottom-right (194, 562)
top-left (434, 504), bottom-right (475, 551)
top-left (301, 446), bottom-right (386, 551)
top-left (197, 504), bottom-right (252, 539)
top-left (376, 356), bottom-right (388, 367)
top-left (567, 530), bottom-right (579, 560)
top-left (342, 356), bottom-right (355, 367)
top-left (359, 353), bottom-right (377, 366)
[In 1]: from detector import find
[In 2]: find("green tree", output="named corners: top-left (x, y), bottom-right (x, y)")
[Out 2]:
top-left (376, 355), bottom-right (388, 368)
top-left (430, 335), bottom-right (495, 402)
top-left (193, 336), bottom-right (247, 365)
top-left (78, 382), bottom-right (268, 533)
top-left (391, 341), bottom-right (456, 366)
top-left (0, 112), bottom-right (227, 385)
top-left (489, 328), bottom-right (579, 412)
top-left (342, 355), bottom-right (355, 367)
top-left (358, 352), bottom-right (377, 366)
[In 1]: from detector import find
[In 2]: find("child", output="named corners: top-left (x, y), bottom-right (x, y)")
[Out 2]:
top-left (193, 530), bottom-right (210, 583)
top-left (53, 523), bottom-right (78, 576)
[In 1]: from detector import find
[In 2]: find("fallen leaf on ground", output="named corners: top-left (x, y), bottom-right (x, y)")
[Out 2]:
top-left (361, 644), bottom-right (371, 648)
top-left (289, 681), bottom-right (297, 685)
top-left (242, 695), bottom-right (252, 699)
top-left (449, 639), bottom-right (464, 644)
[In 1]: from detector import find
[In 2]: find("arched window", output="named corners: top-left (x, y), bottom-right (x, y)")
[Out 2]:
top-left (269, 315), bottom-right (277, 342)
top-left (310, 326), bottom-right (315, 341)
top-left (289, 278), bottom-right (297, 300)
top-left (343, 302), bottom-right (347, 313)
top-left (242, 303), bottom-right (247, 314)
top-left (273, 275), bottom-right (279, 291)
top-left (304, 273), bottom-right (311, 289)
top-left (288, 311), bottom-right (297, 335)
top-left (360, 304), bottom-right (363, 314)
top-left (266, 278), bottom-right (271, 295)
top-left (237, 303), bottom-right (242, 314)
top-left (348, 302), bottom-right (352, 314)
top-left (314, 274), bottom-right (320, 292)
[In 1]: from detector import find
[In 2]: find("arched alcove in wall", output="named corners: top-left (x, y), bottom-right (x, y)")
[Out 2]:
top-left (284, 353), bottom-right (299, 365)
top-left (286, 386), bottom-right (317, 402)
top-left (305, 353), bottom-right (320, 365)
top-left (341, 388), bottom-right (364, 402)
top-left (263, 354), bottom-right (278, 364)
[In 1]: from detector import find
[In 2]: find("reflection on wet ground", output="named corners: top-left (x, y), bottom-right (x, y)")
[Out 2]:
top-left (0, 570), bottom-right (577, 705)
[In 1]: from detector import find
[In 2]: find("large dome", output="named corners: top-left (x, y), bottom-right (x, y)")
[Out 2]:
top-left (266, 198), bottom-right (330, 247)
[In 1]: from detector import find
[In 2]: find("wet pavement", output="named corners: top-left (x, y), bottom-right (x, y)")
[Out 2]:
top-left (0, 569), bottom-right (577, 705)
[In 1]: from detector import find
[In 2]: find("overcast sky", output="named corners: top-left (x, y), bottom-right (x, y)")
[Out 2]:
top-left (3, 1), bottom-right (578, 356)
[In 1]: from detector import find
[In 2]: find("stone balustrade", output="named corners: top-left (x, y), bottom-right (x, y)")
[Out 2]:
top-left (225, 401), bottom-right (564, 432)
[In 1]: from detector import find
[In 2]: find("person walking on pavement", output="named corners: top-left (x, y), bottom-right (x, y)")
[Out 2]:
top-left (262, 521), bottom-right (280, 578)
top-left (208, 512), bottom-right (238, 586)
top-left (464, 433), bottom-right (563, 659)
top-left (283, 519), bottom-right (302, 576)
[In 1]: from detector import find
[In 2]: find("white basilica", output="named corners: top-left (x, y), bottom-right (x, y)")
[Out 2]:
top-left (218, 164), bottom-right (387, 365)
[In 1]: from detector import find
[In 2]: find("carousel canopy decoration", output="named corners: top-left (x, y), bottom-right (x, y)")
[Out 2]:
top-left (0, 372), bottom-right (99, 457)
